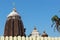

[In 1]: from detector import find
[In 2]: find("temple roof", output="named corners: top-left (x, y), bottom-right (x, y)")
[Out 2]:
top-left (29, 27), bottom-right (40, 37)
top-left (7, 8), bottom-right (19, 17)
top-left (42, 31), bottom-right (48, 37)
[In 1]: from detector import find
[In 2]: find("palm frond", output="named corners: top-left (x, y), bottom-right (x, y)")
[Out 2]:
top-left (51, 22), bottom-right (55, 27)
top-left (51, 15), bottom-right (59, 22)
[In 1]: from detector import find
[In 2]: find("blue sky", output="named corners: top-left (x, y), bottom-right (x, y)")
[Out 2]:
top-left (0, 0), bottom-right (60, 37)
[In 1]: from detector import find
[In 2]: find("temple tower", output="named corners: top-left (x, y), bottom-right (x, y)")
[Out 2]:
top-left (29, 27), bottom-right (40, 37)
top-left (4, 8), bottom-right (25, 37)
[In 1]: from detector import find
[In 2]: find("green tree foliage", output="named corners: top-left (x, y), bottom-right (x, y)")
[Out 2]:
top-left (51, 15), bottom-right (60, 32)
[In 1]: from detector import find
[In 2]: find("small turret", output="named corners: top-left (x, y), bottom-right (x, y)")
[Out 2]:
top-left (29, 26), bottom-right (40, 37)
top-left (41, 31), bottom-right (48, 37)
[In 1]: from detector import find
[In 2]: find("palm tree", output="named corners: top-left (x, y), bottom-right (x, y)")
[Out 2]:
top-left (51, 15), bottom-right (60, 32)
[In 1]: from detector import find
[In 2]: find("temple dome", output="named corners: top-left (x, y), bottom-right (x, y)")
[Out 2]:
top-left (42, 31), bottom-right (48, 37)
top-left (7, 8), bottom-right (19, 17)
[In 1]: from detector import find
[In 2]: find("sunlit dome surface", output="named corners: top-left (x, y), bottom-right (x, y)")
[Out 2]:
top-left (7, 8), bottom-right (19, 17)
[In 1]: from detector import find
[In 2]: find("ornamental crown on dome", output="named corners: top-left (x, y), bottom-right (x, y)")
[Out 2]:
top-left (7, 8), bottom-right (19, 17)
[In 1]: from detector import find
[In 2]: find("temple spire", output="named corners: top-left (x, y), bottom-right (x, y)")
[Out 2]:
top-left (29, 26), bottom-right (40, 37)
top-left (12, 2), bottom-right (16, 11)
top-left (4, 6), bottom-right (26, 36)
top-left (12, 2), bottom-right (16, 12)
top-left (34, 26), bottom-right (37, 30)
top-left (13, 7), bottom-right (16, 12)
top-left (13, 2), bottom-right (16, 8)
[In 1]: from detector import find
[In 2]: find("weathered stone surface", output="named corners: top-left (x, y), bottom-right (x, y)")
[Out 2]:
top-left (4, 8), bottom-right (25, 37)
